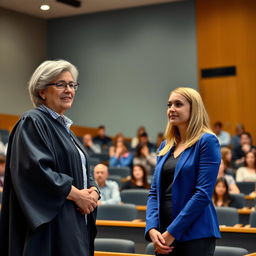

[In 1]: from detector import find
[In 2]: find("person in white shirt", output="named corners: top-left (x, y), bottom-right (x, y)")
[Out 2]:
top-left (236, 151), bottom-right (256, 182)
top-left (213, 121), bottom-right (231, 147)
top-left (94, 164), bottom-right (121, 205)
top-left (82, 134), bottom-right (101, 155)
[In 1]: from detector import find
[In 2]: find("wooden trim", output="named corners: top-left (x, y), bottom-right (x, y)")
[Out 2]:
top-left (96, 220), bottom-right (146, 228)
top-left (96, 220), bottom-right (256, 233)
top-left (220, 226), bottom-right (256, 233)
top-left (237, 208), bottom-right (254, 214)
top-left (95, 252), bottom-right (152, 256)
top-left (245, 195), bottom-right (256, 200)
top-left (95, 252), bottom-right (256, 256)
top-left (0, 113), bottom-right (20, 131)
top-left (136, 205), bottom-right (147, 211)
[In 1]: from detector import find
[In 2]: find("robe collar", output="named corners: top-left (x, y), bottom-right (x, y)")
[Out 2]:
top-left (38, 105), bottom-right (73, 133)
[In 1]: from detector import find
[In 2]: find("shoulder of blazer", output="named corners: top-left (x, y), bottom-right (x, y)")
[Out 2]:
top-left (199, 132), bottom-right (219, 144)
top-left (157, 140), bottom-right (167, 152)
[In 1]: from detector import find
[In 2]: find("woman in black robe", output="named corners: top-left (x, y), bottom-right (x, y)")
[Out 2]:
top-left (0, 60), bottom-right (100, 256)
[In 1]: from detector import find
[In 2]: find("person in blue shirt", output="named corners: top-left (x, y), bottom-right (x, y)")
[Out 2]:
top-left (109, 141), bottom-right (133, 168)
top-left (145, 87), bottom-right (221, 256)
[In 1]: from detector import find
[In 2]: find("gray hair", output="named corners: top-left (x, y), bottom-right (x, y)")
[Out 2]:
top-left (28, 59), bottom-right (78, 107)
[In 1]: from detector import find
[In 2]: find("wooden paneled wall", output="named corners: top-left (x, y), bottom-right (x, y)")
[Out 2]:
top-left (196, 0), bottom-right (256, 142)
top-left (0, 113), bottom-right (98, 137)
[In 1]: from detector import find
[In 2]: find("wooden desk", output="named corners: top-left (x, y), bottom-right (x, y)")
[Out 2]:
top-left (96, 220), bottom-right (256, 253)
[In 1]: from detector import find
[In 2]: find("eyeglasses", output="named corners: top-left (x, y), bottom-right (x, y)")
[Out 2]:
top-left (46, 81), bottom-right (79, 91)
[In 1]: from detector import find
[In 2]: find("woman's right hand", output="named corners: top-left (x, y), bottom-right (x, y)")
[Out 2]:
top-left (67, 186), bottom-right (97, 214)
top-left (148, 229), bottom-right (174, 255)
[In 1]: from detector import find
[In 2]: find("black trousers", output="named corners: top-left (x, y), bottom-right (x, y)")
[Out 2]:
top-left (156, 237), bottom-right (216, 256)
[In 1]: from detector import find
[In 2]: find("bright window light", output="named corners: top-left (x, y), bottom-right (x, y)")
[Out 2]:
top-left (40, 5), bottom-right (50, 11)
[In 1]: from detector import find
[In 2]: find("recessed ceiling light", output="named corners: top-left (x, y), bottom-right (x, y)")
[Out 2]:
top-left (40, 5), bottom-right (50, 11)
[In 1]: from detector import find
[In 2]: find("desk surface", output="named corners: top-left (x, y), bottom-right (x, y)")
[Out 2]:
top-left (96, 220), bottom-right (256, 233)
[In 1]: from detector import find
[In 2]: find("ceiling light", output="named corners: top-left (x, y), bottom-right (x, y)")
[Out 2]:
top-left (40, 4), bottom-right (50, 11)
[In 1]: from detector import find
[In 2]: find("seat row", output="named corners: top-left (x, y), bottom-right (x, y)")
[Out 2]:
top-left (94, 238), bottom-right (251, 256)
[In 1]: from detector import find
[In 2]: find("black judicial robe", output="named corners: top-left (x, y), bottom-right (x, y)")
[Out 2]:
top-left (0, 108), bottom-right (97, 256)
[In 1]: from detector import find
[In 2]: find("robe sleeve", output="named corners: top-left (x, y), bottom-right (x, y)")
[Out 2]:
top-left (9, 115), bottom-right (73, 230)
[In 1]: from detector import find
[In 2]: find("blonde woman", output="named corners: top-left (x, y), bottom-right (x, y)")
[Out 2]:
top-left (145, 87), bottom-right (221, 256)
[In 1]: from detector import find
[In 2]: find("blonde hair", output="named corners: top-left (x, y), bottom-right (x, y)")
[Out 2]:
top-left (159, 87), bottom-right (213, 156)
top-left (221, 147), bottom-right (232, 167)
top-left (28, 59), bottom-right (78, 107)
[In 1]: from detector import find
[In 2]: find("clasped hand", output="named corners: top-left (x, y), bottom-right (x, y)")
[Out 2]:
top-left (149, 229), bottom-right (175, 255)
top-left (75, 188), bottom-right (98, 214)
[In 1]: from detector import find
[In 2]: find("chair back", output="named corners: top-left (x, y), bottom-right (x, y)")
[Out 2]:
top-left (97, 204), bottom-right (137, 221)
top-left (236, 182), bottom-right (255, 195)
top-left (145, 243), bottom-right (154, 255)
top-left (229, 193), bottom-right (245, 208)
top-left (94, 238), bottom-right (135, 253)
top-left (91, 153), bottom-right (110, 163)
top-left (214, 246), bottom-right (248, 256)
top-left (109, 166), bottom-right (131, 178)
top-left (0, 129), bottom-right (9, 145)
top-left (145, 243), bottom-right (248, 256)
top-left (121, 189), bottom-right (149, 205)
top-left (249, 210), bottom-right (256, 227)
top-left (215, 207), bottom-right (239, 226)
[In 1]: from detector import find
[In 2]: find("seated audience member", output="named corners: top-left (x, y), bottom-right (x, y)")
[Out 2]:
top-left (121, 164), bottom-right (150, 190)
top-left (155, 132), bottom-right (164, 149)
top-left (236, 151), bottom-right (256, 182)
top-left (109, 141), bottom-right (133, 168)
top-left (232, 132), bottom-right (256, 166)
top-left (218, 160), bottom-right (240, 194)
top-left (231, 123), bottom-right (245, 149)
top-left (0, 154), bottom-right (6, 188)
top-left (221, 147), bottom-right (236, 175)
top-left (93, 125), bottom-right (112, 151)
top-left (133, 144), bottom-right (156, 175)
top-left (212, 177), bottom-right (231, 207)
top-left (136, 132), bottom-right (155, 153)
top-left (94, 164), bottom-right (121, 205)
top-left (131, 126), bottom-right (147, 149)
top-left (213, 121), bottom-right (231, 147)
top-left (0, 140), bottom-right (7, 155)
top-left (82, 134), bottom-right (101, 155)
top-left (109, 133), bottom-right (130, 155)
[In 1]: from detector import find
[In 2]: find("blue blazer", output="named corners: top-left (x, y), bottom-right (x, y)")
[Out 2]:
top-left (145, 133), bottom-right (221, 242)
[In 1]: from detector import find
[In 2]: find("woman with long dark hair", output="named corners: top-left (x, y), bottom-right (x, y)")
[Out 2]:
top-left (122, 164), bottom-right (150, 190)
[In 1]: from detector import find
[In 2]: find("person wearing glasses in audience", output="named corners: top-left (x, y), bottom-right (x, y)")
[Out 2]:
top-left (0, 60), bottom-right (100, 256)
top-left (145, 87), bottom-right (221, 256)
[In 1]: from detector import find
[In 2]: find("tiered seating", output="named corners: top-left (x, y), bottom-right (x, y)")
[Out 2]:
top-left (97, 204), bottom-right (137, 221)
top-left (216, 207), bottom-right (239, 226)
top-left (95, 238), bottom-right (135, 253)
top-left (120, 189), bottom-right (149, 205)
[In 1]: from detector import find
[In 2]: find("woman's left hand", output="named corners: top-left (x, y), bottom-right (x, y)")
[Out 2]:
top-left (162, 231), bottom-right (175, 246)
top-left (88, 187), bottom-right (100, 201)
